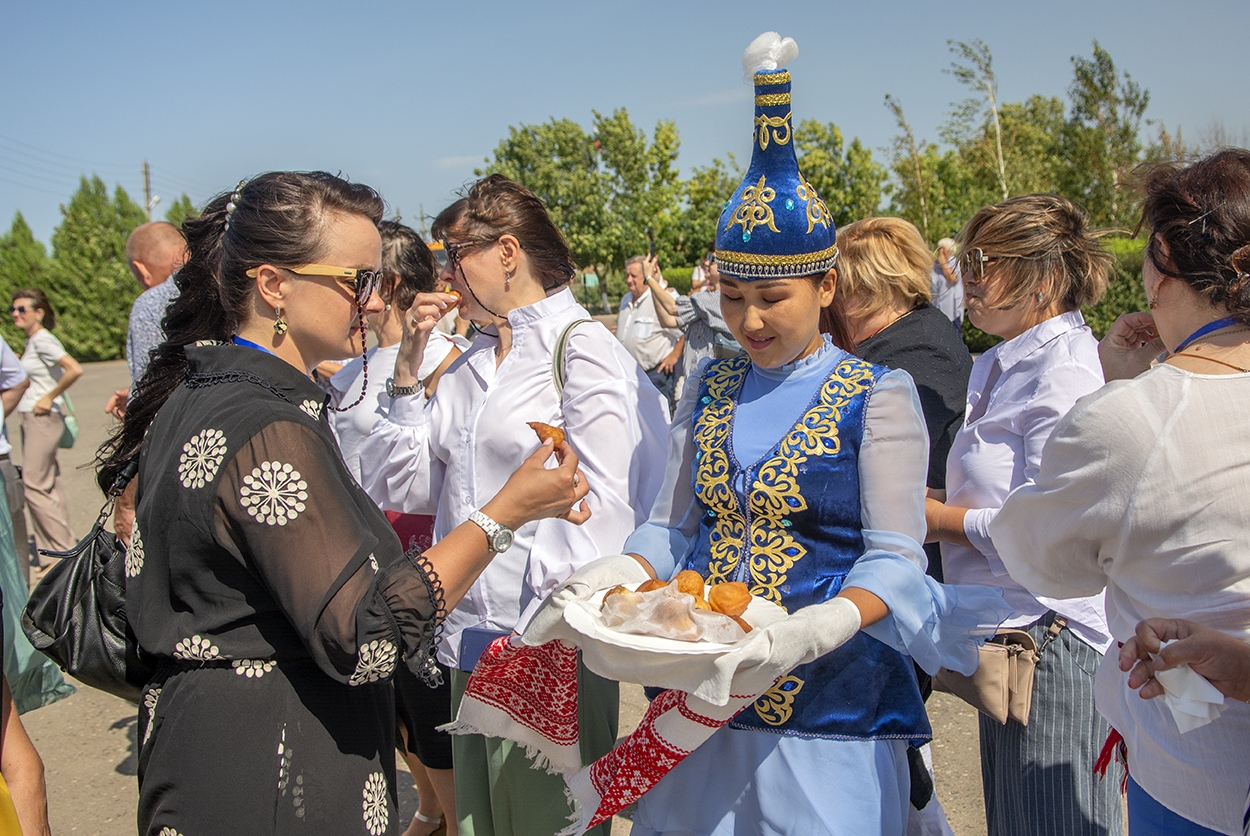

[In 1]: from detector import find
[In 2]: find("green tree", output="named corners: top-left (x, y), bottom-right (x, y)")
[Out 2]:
top-left (794, 120), bottom-right (887, 227)
top-left (1060, 40), bottom-right (1150, 228)
top-left (945, 39), bottom-right (1009, 201)
top-left (671, 155), bottom-right (740, 266)
top-left (164, 193), bottom-right (199, 230)
top-left (0, 213), bottom-right (52, 351)
top-left (884, 94), bottom-right (935, 242)
top-left (45, 175), bottom-right (146, 361)
top-left (478, 118), bottom-right (612, 273)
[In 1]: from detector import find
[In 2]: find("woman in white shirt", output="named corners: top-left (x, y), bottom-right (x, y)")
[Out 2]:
top-left (358, 174), bottom-right (670, 836)
top-left (993, 149), bottom-right (1250, 836)
top-left (9, 288), bottom-right (82, 575)
top-left (924, 195), bottom-right (1122, 836)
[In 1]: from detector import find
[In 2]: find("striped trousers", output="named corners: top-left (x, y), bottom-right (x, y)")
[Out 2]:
top-left (979, 616), bottom-right (1123, 836)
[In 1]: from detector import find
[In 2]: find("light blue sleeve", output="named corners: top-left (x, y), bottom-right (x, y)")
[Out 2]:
top-left (620, 358), bottom-right (709, 580)
top-left (843, 368), bottom-right (1012, 675)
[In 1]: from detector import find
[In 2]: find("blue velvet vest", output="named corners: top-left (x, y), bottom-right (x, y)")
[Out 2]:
top-left (686, 354), bottom-right (931, 742)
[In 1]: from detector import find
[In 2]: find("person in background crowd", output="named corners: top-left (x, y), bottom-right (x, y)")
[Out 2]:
top-left (106, 221), bottom-right (189, 545)
top-left (834, 216), bottom-right (974, 836)
top-left (359, 174), bottom-right (670, 836)
top-left (688, 244), bottom-right (713, 294)
top-left (930, 237), bottom-right (963, 327)
top-left (11, 289), bottom-right (81, 585)
top-left (327, 219), bottom-right (466, 836)
top-left (925, 194), bottom-right (1120, 836)
top-left (617, 255), bottom-right (681, 408)
top-left (992, 149), bottom-right (1250, 836)
top-left (0, 344), bottom-right (29, 585)
top-left (0, 590), bottom-right (51, 836)
top-left (643, 248), bottom-right (741, 400)
top-left (96, 170), bottom-right (593, 835)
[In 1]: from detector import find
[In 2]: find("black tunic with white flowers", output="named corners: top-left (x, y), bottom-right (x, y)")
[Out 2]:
top-left (129, 343), bottom-right (443, 836)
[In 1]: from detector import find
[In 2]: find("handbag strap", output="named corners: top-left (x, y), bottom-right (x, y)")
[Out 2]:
top-left (1037, 614), bottom-right (1067, 656)
top-left (551, 319), bottom-right (593, 399)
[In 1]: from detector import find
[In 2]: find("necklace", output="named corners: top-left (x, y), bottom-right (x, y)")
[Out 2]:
top-left (1170, 347), bottom-right (1250, 374)
top-left (1172, 317), bottom-right (1241, 354)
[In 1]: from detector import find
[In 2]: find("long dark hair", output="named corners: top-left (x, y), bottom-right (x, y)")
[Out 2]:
top-left (12, 288), bottom-right (56, 330)
top-left (97, 171), bottom-right (384, 491)
top-left (1141, 148), bottom-right (1250, 323)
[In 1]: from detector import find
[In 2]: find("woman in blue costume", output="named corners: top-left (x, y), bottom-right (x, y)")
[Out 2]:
top-left (621, 34), bottom-right (1009, 836)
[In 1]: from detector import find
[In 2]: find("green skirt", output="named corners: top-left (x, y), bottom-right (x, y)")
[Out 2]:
top-left (451, 661), bottom-right (618, 836)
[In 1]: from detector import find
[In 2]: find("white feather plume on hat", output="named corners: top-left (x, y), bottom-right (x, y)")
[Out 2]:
top-left (742, 32), bottom-right (799, 80)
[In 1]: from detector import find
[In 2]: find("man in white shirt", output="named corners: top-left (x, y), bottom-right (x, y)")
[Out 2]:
top-left (0, 342), bottom-right (30, 583)
top-left (929, 237), bottom-right (964, 327)
top-left (617, 255), bottom-right (681, 407)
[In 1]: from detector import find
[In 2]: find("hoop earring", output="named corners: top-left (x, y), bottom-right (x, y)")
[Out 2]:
top-left (273, 306), bottom-right (288, 336)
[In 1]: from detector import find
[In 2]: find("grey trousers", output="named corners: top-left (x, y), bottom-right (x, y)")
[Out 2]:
top-left (979, 616), bottom-right (1123, 836)
top-left (20, 412), bottom-right (76, 562)
top-left (0, 457), bottom-right (28, 584)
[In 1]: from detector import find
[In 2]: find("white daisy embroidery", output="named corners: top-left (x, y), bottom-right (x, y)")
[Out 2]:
top-left (142, 686), bottom-right (161, 745)
top-left (173, 635), bottom-right (220, 661)
top-left (368, 554), bottom-right (379, 574)
top-left (349, 639), bottom-right (397, 686)
top-left (179, 428), bottom-right (227, 489)
top-left (362, 771), bottom-right (389, 835)
top-left (126, 520), bottom-right (145, 578)
top-left (158, 827), bottom-right (183, 836)
top-left (239, 461), bottom-right (309, 526)
top-left (232, 659), bottom-right (275, 678)
top-left (300, 398), bottom-right (323, 420)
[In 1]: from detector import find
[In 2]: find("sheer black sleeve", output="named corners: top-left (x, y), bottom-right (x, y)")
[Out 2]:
top-left (212, 419), bottom-right (444, 685)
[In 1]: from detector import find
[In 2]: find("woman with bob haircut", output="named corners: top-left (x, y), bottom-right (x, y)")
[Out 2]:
top-left (994, 148), bottom-right (1250, 836)
top-left (358, 174), bottom-right (670, 836)
top-left (97, 171), bottom-right (593, 835)
top-left (925, 193), bottom-right (1121, 835)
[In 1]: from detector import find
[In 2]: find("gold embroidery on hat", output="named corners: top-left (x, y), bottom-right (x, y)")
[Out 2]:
top-left (754, 71), bottom-right (791, 86)
top-left (753, 113), bottom-right (792, 150)
top-left (795, 173), bottom-right (833, 235)
top-left (754, 93), bottom-right (791, 107)
top-left (726, 175), bottom-right (780, 236)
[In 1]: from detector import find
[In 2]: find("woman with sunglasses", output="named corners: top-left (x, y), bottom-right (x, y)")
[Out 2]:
top-left (924, 194), bottom-right (1121, 836)
top-left (96, 172), bottom-right (594, 836)
top-left (327, 219), bottom-right (466, 836)
top-left (990, 149), bottom-right (1250, 836)
top-left (9, 289), bottom-right (82, 583)
top-left (359, 174), bottom-right (670, 836)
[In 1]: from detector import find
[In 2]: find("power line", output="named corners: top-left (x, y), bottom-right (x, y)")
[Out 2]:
top-left (0, 133), bottom-right (134, 175)
top-left (0, 174), bottom-right (72, 199)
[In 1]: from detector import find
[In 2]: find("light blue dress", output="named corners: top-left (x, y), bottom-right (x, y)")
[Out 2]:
top-left (624, 338), bottom-right (1009, 836)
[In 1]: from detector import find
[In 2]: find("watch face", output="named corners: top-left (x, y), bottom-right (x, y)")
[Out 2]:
top-left (492, 528), bottom-right (514, 553)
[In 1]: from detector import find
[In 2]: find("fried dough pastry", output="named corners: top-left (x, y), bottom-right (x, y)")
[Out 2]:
top-left (636, 578), bottom-right (669, 593)
top-left (674, 570), bottom-right (706, 598)
top-left (600, 585), bottom-right (629, 610)
top-left (731, 615), bottom-right (753, 633)
top-left (693, 597), bottom-right (712, 611)
top-left (707, 582), bottom-right (751, 617)
top-left (526, 421), bottom-right (566, 447)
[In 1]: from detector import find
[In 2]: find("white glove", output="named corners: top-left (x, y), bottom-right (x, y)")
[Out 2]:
top-left (521, 555), bottom-right (652, 646)
top-left (696, 596), bottom-right (862, 703)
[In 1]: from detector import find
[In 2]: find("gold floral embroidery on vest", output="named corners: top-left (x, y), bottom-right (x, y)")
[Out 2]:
top-left (753, 112), bottom-right (793, 150)
top-left (745, 358), bottom-right (877, 607)
top-left (795, 173), bottom-right (832, 235)
top-left (755, 675), bottom-right (804, 725)
top-left (693, 357), bottom-right (751, 584)
top-left (725, 176), bottom-right (780, 238)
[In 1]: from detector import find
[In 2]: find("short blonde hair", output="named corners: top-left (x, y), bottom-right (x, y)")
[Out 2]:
top-left (957, 194), bottom-right (1111, 311)
top-left (836, 217), bottom-right (933, 320)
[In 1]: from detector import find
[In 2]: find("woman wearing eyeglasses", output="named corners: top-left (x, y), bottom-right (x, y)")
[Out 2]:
top-left (10, 288), bottom-right (83, 582)
top-left (358, 174), bottom-right (670, 836)
top-left (96, 172), bottom-right (594, 836)
top-left (924, 194), bottom-right (1121, 836)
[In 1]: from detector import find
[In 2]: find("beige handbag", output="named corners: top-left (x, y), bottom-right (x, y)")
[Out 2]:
top-left (932, 616), bottom-right (1066, 726)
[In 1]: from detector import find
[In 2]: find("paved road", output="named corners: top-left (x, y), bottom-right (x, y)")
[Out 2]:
top-left (10, 359), bottom-right (989, 835)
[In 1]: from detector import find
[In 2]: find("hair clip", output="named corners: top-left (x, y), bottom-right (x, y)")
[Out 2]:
top-left (224, 179), bottom-right (247, 230)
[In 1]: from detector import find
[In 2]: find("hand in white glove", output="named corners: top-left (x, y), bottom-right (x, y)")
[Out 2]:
top-left (521, 555), bottom-right (652, 646)
top-left (697, 596), bottom-right (862, 703)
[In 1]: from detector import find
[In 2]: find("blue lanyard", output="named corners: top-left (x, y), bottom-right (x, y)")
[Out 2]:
top-left (231, 335), bottom-right (276, 356)
top-left (1172, 317), bottom-right (1239, 354)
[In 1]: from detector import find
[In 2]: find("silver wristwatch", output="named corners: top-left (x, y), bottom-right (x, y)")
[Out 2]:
top-left (468, 510), bottom-right (514, 553)
top-left (386, 377), bottom-right (419, 398)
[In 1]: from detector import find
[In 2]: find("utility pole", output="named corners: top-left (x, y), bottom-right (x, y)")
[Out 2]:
top-left (143, 161), bottom-right (160, 221)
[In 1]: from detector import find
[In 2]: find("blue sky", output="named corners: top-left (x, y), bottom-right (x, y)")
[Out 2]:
top-left (2, 0), bottom-right (1247, 245)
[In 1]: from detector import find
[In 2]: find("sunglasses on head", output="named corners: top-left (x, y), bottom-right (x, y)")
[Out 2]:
top-left (245, 264), bottom-right (384, 306)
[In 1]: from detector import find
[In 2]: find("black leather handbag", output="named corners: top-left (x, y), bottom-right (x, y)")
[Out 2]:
top-left (21, 461), bottom-right (154, 703)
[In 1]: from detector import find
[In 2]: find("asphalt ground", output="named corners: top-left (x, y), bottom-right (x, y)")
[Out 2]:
top-left (9, 358), bottom-right (990, 835)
